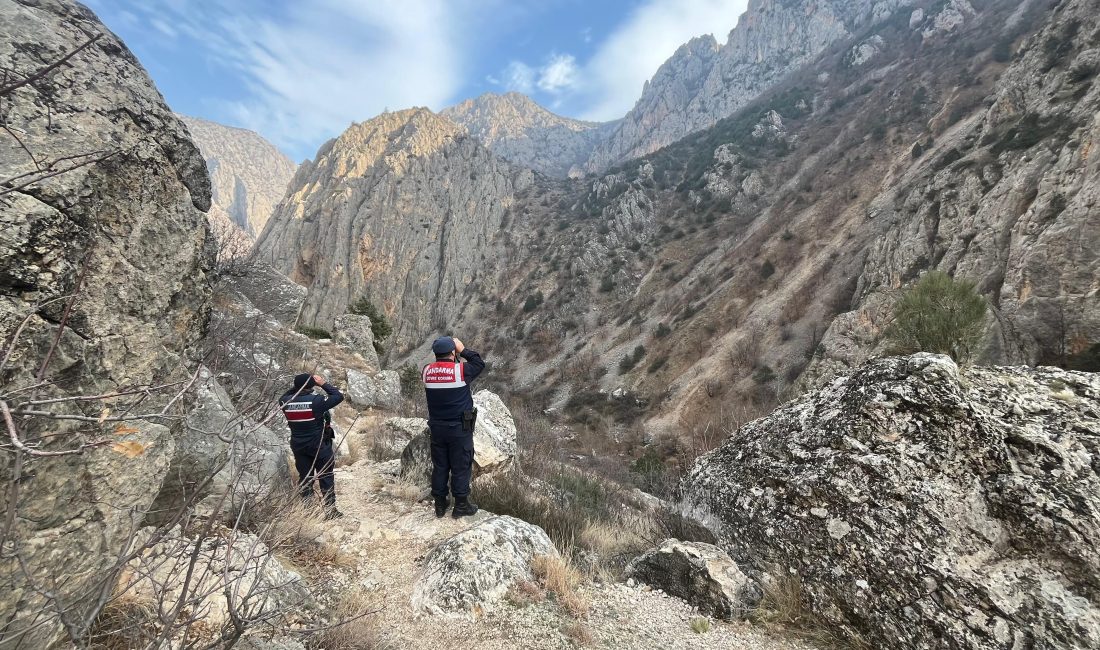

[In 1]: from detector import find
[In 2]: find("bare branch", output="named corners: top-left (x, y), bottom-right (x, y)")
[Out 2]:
top-left (0, 34), bottom-right (102, 97)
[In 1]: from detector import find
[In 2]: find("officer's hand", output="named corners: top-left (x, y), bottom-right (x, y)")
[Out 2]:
top-left (452, 338), bottom-right (465, 354)
top-left (312, 374), bottom-right (326, 385)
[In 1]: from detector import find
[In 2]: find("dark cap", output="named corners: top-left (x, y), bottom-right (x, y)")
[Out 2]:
top-left (292, 373), bottom-right (316, 392)
top-left (431, 336), bottom-right (456, 355)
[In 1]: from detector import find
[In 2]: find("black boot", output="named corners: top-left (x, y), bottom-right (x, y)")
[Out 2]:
top-left (324, 505), bottom-right (344, 520)
top-left (434, 496), bottom-right (450, 518)
top-left (452, 496), bottom-right (478, 518)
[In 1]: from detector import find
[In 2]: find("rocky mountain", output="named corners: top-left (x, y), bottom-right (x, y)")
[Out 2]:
top-left (180, 115), bottom-right (296, 246)
top-left (252, 108), bottom-right (530, 351)
top-left (584, 0), bottom-right (916, 171)
top-left (442, 92), bottom-right (615, 178)
top-left (0, 0), bottom-right (214, 645)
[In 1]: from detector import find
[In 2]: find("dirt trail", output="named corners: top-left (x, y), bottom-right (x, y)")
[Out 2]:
top-left (312, 452), bottom-right (817, 650)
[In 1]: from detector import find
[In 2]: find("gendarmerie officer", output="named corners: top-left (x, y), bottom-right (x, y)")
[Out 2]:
top-left (279, 373), bottom-right (344, 519)
top-left (422, 336), bottom-right (485, 518)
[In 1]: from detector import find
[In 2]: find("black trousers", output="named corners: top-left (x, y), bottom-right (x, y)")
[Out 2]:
top-left (291, 438), bottom-right (335, 506)
top-left (429, 420), bottom-right (474, 499)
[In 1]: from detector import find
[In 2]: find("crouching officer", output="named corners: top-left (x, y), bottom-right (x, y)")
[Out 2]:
top-left (422, 336), bottom-right (485, 518)
top-left (279, 373), bottom-right (345, 520)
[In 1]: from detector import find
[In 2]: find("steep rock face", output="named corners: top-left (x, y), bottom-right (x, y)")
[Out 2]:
top-left (442, 92), bottom-right (614, 178)
top-left (585, 0), bottom-right (911, 171)
top-left (0, 0), bottom-right (214, 645)
top-left (181, 116), bottom-right (296, 244)
top-left (813, 0), bottom-right (1100, 378)
top-left (682, 354), bottom-right (1100, 648)
top-left (253, 108), bottom-right (529, 351)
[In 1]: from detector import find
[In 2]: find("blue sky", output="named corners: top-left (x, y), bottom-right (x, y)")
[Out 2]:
top-left (85, 0), bottom-right (746, 161)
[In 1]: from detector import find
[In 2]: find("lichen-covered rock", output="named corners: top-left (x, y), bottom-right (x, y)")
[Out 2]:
top-left (151, 367), bottom-right (290, 524)
top-left (381, 417), bottom-right (429, 457)
top-left (681, 353), bottom-right (1100, 648)
top-left (626, 539), bottom-right (760, 620)
top-left (410, 515), bottom-right (557, 617)
top-left (346, 368), bottom-right (402, 410)
top-left (0, 1), bottom-right (214, 645)
top-left (399, 390), bottom-right (517, 488)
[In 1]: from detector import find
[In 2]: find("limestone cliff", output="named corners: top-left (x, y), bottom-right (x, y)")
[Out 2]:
top-left (0, 0), bottom-right (214, 646)
top-left (180, 115), bottom-right (296, 244)
top-left (585, 0), bottom-right (913, 171)
top-left (252, 108), bottom-right (530, 352)
top-left (442, 92), bottom-right (615, 178)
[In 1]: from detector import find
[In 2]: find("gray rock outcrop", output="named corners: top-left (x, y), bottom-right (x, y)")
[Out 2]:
top-left (626, 539), bottom-right (760, 620)
top-left (0, 1), bottom-right (214, 645)
top-left (151, 367), bottom-right (290, 524)
top-left (410, 515), bottom-right (557, 617)
top-left (681, 354), bottom-right (1100, 648)
top-left (400, 390), bottom-right (517, 488)
top-left (442, 92), bottom-right (615, 178)
top-left (333, 314), bottom-right (379, 368)
top-left (123, 527), bottom-right (313, 633)
top-left (346, 368), bottom-right (402, 410)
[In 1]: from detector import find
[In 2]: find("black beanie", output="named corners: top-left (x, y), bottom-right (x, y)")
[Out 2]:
top-left (292, 373), bottom-right (315, 392)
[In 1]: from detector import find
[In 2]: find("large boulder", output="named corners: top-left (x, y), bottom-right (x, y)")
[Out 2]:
top-left (410, 515), bottom-right (557, 617)
top-left (399, 390), bottom-right (517, 488)
top-left (346, 368), bottom-right (402, 410)
top-left (151, 367), bottom-right (290, 523)
top-left (0, 2), bottom-right (214, 646)
top-left (681, 354), bottom-right (1100, 648)
top-left (625, 539), bottom-right (760, 620)
top-left (122, 527), bottom-right (313, 635)
top-left (379, 417), bottom-right (429, 457)
top-left (333, 314), bottom-right (379, 367)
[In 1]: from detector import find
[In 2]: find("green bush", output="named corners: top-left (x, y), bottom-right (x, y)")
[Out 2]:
top-left (884, 271), bottom-right (987, 362)
top-left (655, 323), bottom-right (672, 338)
top-left (523, 291), bottom-right (544, 312)
top-left (397, 363), bottom-right (421, 398)
top-left (348, 297), bottom-right (393, 353)
top-left (1067, 343), bottom-right (1100, 372)
top-left (295, 325), bottom-right (332, 339)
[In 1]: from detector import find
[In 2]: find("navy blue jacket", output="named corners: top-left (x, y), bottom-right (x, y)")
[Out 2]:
top-left (422, 348), bottom-right (485, 424)
top-left (279, 383), bottom-right (344, 447)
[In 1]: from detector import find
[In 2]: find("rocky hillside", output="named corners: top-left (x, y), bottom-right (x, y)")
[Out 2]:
top-left (0, 0), bottom-right (214, 645)
top-left (442, 92), bottom-right (615, 178)
top-left (583, 0), bottom-right (912, 171)
top-left (180, 115), bottom-right (296, 246)
top-left (259, 0), bottom-right (1098, 445)
top-left (252, 108), bottom-right (530, 351)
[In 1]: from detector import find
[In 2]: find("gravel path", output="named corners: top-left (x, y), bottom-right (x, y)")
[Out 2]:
top-left (311, 456), bottom-right (818, 650)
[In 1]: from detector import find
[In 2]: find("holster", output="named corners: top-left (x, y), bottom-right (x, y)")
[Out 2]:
top-left (461, 408), bottom-right (478, 433)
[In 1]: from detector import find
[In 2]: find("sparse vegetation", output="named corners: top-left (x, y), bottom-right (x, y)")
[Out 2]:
top-left (690, 617), bottom-right (712, 634)
top-left (296, 325), bottom-right (333, 339)
top-left (884, 271), bottom-right (987, 362)
top-left (398, 363), bottom-right (421, 398)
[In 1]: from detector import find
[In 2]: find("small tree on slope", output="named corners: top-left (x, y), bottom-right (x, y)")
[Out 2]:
top-left (884, 270), bottom-right (987, 363)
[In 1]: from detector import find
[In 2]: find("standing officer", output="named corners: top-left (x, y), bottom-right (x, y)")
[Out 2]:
top-left (279, 373), bottom-right (345, 519)
top-left (422, 336), bottom-right (485, 518)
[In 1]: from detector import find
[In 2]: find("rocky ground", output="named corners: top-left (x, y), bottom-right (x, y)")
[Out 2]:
top-left (302, 418), bottom-right (816, 650)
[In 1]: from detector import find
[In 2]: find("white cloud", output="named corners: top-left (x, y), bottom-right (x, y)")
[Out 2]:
top-left (577, 0), bottom-right (746, 121)
top-left (537, 54), bottom-right (579, 93)
top-left (501, 61), bottom-right (536, 93)
top-left (113, 0), bottom-right (474, 159)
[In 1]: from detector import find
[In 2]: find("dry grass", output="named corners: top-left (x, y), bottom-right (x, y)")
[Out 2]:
top-left (248, 495), bottom-right (355, 578)
top-left (505, 580), bottom-right (547, 608)
top-left (308, 588), bottom-right (391, 650)
top-left (531, 554), bottom-right (589, 619)
top-left (336, 434), bottom-right (364, 467)
top-left (563, 621), bottom-right (594, 646)
top-left (87, 593), bottom-right (159, 649)
top-left (382, 479), bottom-right (423, 502)
top-left (751, 572), bottom-right (870, 650)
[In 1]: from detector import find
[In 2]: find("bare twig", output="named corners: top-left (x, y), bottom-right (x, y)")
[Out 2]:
top-left (0, 34), bottom-right (102, 97)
